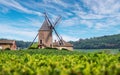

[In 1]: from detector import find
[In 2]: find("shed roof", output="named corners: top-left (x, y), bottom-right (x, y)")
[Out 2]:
top-left (0, 39), bottom-right (14, 44)
top-left (53, 40), bottom-right (73, 47)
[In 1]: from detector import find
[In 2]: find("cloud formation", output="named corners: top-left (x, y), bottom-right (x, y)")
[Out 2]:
top-left (0, 0), bottom-right (42, 16)
top-left (0, 0), bottom-right (120, 41)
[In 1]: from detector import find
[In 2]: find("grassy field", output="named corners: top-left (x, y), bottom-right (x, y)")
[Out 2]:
top-left (75, 49), bottom-right (120, 54)
top-left (0, 49), bottom-right (120, 75)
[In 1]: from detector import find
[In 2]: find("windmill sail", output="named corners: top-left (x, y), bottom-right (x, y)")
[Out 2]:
top-left (44, 13), bottom-right (64, 45)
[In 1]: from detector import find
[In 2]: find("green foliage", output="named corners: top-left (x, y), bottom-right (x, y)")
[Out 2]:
top-left (28, 47), bottom-right (38, 49)
top-left (4, 48), bottom-right (10, 50)
top-left (31, 42), bottom-right (38, 48)
top-left (0, 49), bottom-right (120, 75)
top-left (16, 40), bottom-right (31, 48)
top-left (119, 49), bottom-right (120, 52)
top-left (70, 34), bottom-right (120, 49)
top-left (45, 47), bottom-right (58, 50)
top-left (61, 48), bottom-right (69, 51)
top-left (28, 43), bottom-right (38, 49)
top-left (102, 49), bottom-right (111, 54)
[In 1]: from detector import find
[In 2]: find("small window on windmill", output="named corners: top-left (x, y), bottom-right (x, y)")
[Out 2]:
top-left (50, 44), bottom-right (52, 47)
top-left (59, 41), bottom-right (62, 46)
top-left (40, 40), bottom-right (42, 44)
top-left (59, 43), bottom-right (62, 45)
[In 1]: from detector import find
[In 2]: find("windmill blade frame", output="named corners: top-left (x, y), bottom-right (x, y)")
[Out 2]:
top-left (45, 16), bottom-right (62, 42)
top-left (28, 33), bottom-right (39, 48)
top-left (44, 12), bottom-right (63, 45)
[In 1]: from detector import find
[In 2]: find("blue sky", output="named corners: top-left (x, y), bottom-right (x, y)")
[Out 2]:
top-left (0, 0), bottom-right (120, 41)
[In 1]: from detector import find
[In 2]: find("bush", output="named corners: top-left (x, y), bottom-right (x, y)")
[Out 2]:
top-left (28, 47), bottom-right (38, 49)
top-left (62, 48), bottom-right (69, 51)
top-left (45, 47), bottom-right (58, 50)
top-left (4, 48), bottom-right (11, 50)
top-left (52, 48), bottom-right (58, 50)
top-left (119, 49), bottom-right (120, 52)
top-left (103, 50), bottom-right (111, 54)
top-left (28, 43), bottom-right (38, 49)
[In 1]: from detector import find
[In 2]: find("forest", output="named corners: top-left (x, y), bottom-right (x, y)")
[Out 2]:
top-left (70, 34), bottom-right (120, 49)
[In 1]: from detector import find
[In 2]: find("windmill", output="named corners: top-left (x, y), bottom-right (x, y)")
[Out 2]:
top-left (29, 12), bottom-right (64, 48)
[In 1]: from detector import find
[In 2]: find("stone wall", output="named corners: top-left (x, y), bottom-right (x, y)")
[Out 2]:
top-left (38, 30), bottom-right (52, 48)
top-left (0, 44), bottom-right (11, 50)
top-left (0, 44), bottom-right (17, 50)
top-left (53, 46), bottom-right (73, 51)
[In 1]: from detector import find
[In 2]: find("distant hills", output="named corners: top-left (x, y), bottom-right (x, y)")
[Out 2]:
top-left (1, 34), bottom-right (120, 49)
top-left (15, 41), bottom-right (31, 49)
top-left (69, 34), bottom-right (120, 49)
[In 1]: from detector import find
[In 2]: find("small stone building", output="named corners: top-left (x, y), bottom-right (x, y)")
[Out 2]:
top-left (53, 40), bottom-right (73, 51)
top-left (0, 39), bottom-right (17, 50)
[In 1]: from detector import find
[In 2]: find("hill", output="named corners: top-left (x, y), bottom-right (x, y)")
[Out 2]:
top-left (1, 34), bottom-right (120, 49)
top-left (16, 40), bottom-right (31, 49)
top-left (69, 34), bottom-right (120, 49)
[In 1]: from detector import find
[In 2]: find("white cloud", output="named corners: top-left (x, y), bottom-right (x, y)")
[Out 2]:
top-left (83, 0), bottom-right (120, 15)
top-left (43, 0), bottom-right (70, 8)
top-left (80, 20), bottom-right (94, 28)
top-left (53, 34), bottom-right (78, 42)
top-left (94, 17), bottom-right (120, 30)
top-left (0, 0), bottom-right (42, 16)
top-left (0, 24), bottom-right (38, 41)
top-left (25, 17), bottom-right (43, 28)
top-left (71, 0), bottom-right (120, 30)
top-left (61, 17), bottom-right (80, 27)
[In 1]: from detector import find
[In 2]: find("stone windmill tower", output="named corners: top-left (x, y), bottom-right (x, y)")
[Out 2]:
top-left (38, 17), bottom-right (52, 48)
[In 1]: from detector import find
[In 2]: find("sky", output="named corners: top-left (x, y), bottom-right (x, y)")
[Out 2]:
top-left (0, 0), bottom-right (120, 41)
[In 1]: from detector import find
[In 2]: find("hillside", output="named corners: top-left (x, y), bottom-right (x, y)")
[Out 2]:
top-left (69, 34), bottom-right (120, 49)
top-left (16, 41), bottom-right (31, 49)
top-left (1, 34), bottom-right (120, 49)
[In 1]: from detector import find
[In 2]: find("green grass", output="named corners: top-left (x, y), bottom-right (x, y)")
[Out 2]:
top-left (75, 49), bottom-right (120, 54)
top-left (0, 49), bottom-right (120, 75)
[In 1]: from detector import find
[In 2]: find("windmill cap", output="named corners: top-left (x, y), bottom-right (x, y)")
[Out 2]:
top-left (39, 18), bottom-right (51, 31)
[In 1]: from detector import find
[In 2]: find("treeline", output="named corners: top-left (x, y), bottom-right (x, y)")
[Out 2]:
top-left (69, 34), bottom-right (120, 49)
top-left (16, 41), bottom-right (31, 49)
top-left (1, 33), bottom-right (120, 49)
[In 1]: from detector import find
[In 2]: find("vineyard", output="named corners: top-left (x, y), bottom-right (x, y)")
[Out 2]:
top-left (0, 49), bottom-right (120, 75)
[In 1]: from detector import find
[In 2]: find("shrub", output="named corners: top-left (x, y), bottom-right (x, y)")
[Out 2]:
top-left (45, 47), bottom-right (58, 50)
top-left (62, 48), bottom-right (69, 51)
top-left (103, 50), bottom-right (111, 54)
top-left (119, 49), bottom-right (120, 52)
top-left (28, 47), bottom-right (38, 49)
top-left (28, 43), bottom-right (38, 49)
top-left (52, 48), bottom-right (58, 50)
top-left (4, 48), bottom-right (11, 50)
